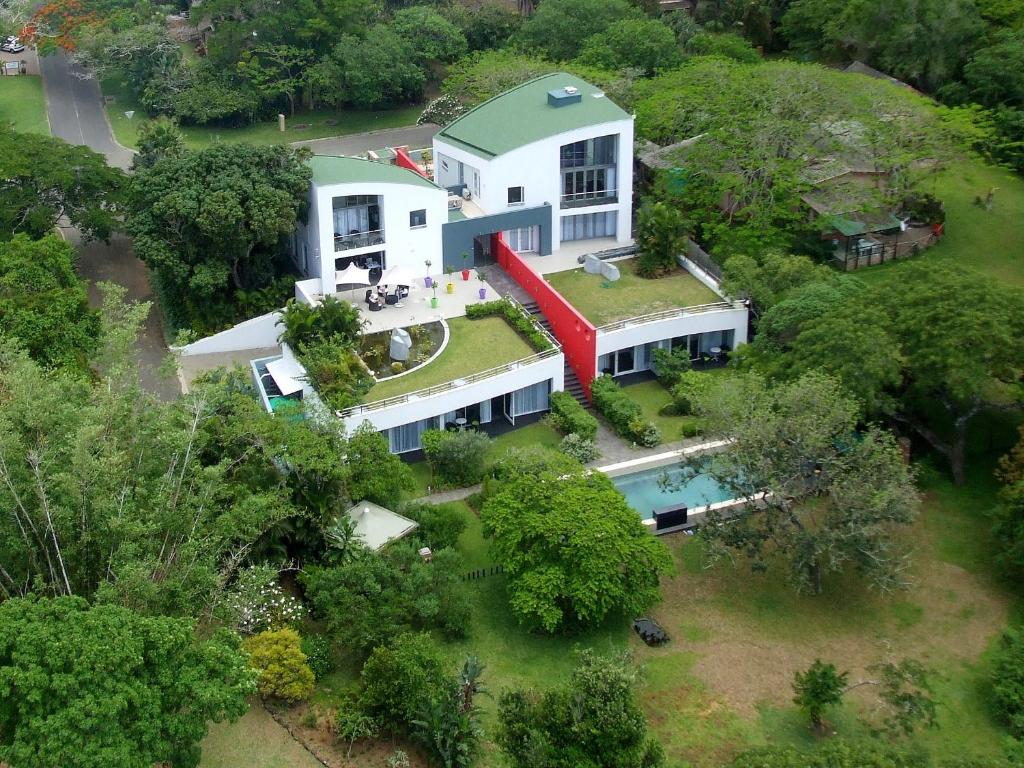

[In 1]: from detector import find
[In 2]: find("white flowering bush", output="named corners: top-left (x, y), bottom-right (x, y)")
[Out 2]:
top-left (227, 566), bottom-right (307, 635)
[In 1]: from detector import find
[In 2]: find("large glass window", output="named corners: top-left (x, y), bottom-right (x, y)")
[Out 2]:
top-left (560, 135), bottom-right (618, 208)
top-left (504, 226), bottom-right (537, 253)
top-left (509, 380), bottom-right (550, 417)
top-left (333, 195), bottom-right (383, 251)
top-left (560, 211), bottom-right (617, 242)
top-left (388, 416), bottom-right (439, 454)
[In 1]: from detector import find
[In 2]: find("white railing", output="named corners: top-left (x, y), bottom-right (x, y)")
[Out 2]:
top-left (336, 347), bottom-right (562, 419)
top-left (560, 189), bottom-right (618, 208)
top-left (596, 301), bottom-right (743, 333)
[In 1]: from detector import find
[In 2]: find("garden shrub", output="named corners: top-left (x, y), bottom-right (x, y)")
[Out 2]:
top-left (671, 369), bottom-right (715, 416)
top-left (298, 339), bottom-right (373, 411)
top-left (591, 375), bottom-right (661, 447)
top-left (559, 433), bottom-right (600, 463)
top-left (994, 628), bottom-right (1024, 737)
top-left (300, 633), bottom-right (334, 681)
top-left (464, 298), bottom-right (552, 351)
top-left (650, 346), bottom-right (691, 387)
top-left (360, 632), bottom-right (450, 727)
top-left (635, 199), bottom-right (687, 278)
top-left (548, 390), bottom-right (599, 440)
top-left (421, 429), bottom-right (492, 488)
top-left (242, 627), bottom-right (315, 702)
top-left (401, 501), bottom-right (469, 551)
top-left (278, 296), bottom-right (365, 349)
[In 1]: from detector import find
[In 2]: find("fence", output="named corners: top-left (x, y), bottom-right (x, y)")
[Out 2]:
top-left (462, 564), bottom-right (504, 581)
top-left (491, 233), bottom-right (598, 398)
top-left (686, 240), bottom-right (723, 281)
top-left (596, 301), bottom-right (743, 333)
top-left (833, 232), bottom-right (939, 271)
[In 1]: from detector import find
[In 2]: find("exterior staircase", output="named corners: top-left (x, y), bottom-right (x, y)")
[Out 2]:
top-left (521, 300), bottom-right (591, 409)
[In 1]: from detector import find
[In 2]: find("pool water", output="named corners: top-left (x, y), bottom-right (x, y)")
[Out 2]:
top-left (612, 465), bottom-right (734, 520)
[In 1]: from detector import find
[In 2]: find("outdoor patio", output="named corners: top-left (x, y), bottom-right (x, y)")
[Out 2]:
top-left (341, 272), bottom-right (501, 334)
top-left (521, 237), bottom-right (632, 275)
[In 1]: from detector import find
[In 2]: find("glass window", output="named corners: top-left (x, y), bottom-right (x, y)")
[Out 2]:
top-left (510, 380), bottom-right (550, 417)
top-left (507, 186), bottom-right (524, 205)
top-left (409, 209), bottom-right (426, 228)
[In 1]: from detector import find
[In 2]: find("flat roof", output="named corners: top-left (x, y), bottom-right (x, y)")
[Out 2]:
top-left (309, 155), bottom-right (441, 191)
top-left (436, 73), bottom-right (631, 159)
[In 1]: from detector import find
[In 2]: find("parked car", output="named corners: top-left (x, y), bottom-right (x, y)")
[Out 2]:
top-left (1, 36), bottom-right (25, 53)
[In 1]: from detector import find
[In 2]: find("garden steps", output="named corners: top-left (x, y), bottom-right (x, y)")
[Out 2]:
top-left (520, 299), bottom-right (589, 408)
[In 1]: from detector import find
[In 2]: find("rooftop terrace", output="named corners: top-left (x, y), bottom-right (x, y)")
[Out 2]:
top-left (361, 316), bottom-right (536, 401)
top-left (544, 258), bottom-right (719, 327)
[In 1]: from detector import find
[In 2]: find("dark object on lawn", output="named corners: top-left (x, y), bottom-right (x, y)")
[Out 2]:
top-left (633, 617), bottom-right (669, 646)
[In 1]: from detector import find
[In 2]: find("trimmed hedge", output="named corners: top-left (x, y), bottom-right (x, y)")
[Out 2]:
top-left (591, 374), bottom-right (661, 447)
top-left (465, 298), bottom-right (552, 351)
top-left (548, 390), bottom-right (598, 441)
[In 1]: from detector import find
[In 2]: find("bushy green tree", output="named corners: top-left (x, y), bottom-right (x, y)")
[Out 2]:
top-left (126, 143), bottom-right (311, 333)
top-left (0, 126), bottom-right (123, 241)
top-left (634, 200), bottom-right (688, 277)
top-left (481, 454), bottom-right (673, 632)
top-left (444, 2), bottom-right (522, 51)
top-left (0, 234), bottom-right (99, 371)
top-left (496, 650), bottom-right (664, 768)
top-left (515, 0), bottom-right (640, 61)
top-left (360, 632), bottom-right (451, 726)
top-left (793, 660), bottom-right (847, 730)
top-left (322, 25), bottom-right (426, 108)
top-left (242, 627), bottom-right (315, 702)
top-left (133, 116), bottom-right (186, 169)
top-left (421, 428), bottom-right (493, 488)
top-left (402, 501), bottom-right (469, 551)
top-left (391, 6), bottom-right (468, 63)
top-left (346, 422), bottom-right (415, 509)
top-left (689, 371), bottom-right (919, 594)
top-left (0, 596), bottom-right (254, 768)
top-left (576, 18), bottom-right (683, 75)
top-left (685, 31), bottom-right (761, 63)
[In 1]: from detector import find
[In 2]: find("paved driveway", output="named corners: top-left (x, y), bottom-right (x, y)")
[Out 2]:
top-left (293, 123), bottom-right (440, 155)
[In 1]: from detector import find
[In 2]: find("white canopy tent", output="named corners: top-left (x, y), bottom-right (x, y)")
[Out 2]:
top-left (265, 345), bottom-right (306, 396)
top-left (379, 264), bottom-right (416, 287)
top-left (335, 263), bottom-right (372, 300)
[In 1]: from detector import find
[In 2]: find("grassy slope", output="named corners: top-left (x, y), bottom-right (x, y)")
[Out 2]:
top-left (101, 76), bottom-right (423, 151)
top-left (200, 702), bottom-right (322, 768)
top-left (0, 75), bottom-right (49, 135)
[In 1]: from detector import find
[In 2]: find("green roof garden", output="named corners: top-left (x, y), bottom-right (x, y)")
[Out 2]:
top-left (308, 155), bottom-right (441, 191)
top-left (545, 259), bottom-right (720, 327)
top-left (436, 73), bottom-right (631, 159)
top-left (362, 316), bottom-right (535, 401)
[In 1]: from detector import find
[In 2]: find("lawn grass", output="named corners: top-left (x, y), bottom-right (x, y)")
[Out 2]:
top-left (856, 157), bottom-right (1024, 290)
top-left (544, 258), bottom-right (719, 326)
top-left (623, 379), bottom-right (696, 441)
top-left (364, 316), bottom-right (535, 402)
top-left (200, 702), bottom-right (322, 768)
top-left (0, 75), bottom-right (49, 135)
top-left (101, 75), bottom-right (424, 151)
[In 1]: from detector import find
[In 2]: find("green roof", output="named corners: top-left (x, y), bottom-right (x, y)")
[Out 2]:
top-left (829, 213), bottom-right (903, 237)
top-left (437, 73), bottom-right (631, 159)
top-left (308, 155), bottom-right (441, 190)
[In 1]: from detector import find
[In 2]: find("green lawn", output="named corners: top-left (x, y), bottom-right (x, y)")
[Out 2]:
top-left (856, 157), bottom-right (1024, 290)
top-left (101, 75), bottom-right (423, 151)
top-left (623, 379), bottom-right (698, 441)
top-left (0, 75), bottom-right (49, 135)
top-left (364, 316), bottom-right (535, 402)
top-left (545, 258), bottom-right (719, 326)
top-left (200, 702), bottom-right (322, 768)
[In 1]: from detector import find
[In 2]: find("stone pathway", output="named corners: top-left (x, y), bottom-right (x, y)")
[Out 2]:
top-left (413, 484), bottom-right (481, 505)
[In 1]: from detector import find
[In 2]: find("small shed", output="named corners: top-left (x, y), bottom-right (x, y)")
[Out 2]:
top-left (345, 500), bottom-right (419, 552)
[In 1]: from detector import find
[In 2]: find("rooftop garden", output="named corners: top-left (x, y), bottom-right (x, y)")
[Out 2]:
top-left (362, 315), bottom-right (536, 402)
top-left (544, 258), bottom-right (719, 326)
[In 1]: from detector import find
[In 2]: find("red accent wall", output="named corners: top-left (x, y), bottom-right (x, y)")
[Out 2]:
top-left (393, 147), bottom-right (429, 179)
top-left (491, 234), bottom-right (597, 398)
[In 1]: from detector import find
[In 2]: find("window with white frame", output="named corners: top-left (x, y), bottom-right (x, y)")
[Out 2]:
top-left (504, 226), bottom-right (537, 253)
top-left (507, 186), bottom-right (524, 205)
top-left (409, 209), bottom-right (427, 228)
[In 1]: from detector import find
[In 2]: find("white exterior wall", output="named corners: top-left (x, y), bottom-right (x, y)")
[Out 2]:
top-left (433, 116), bottom-right (634, 252)
top-left (177, 310), bottom-right (283, 356)
top-left (339, 352), bottom-right (564, 433)
top-left (594, 306), bottom-right (749, 358)
top-left (307, 180), bottom-right (447, 294)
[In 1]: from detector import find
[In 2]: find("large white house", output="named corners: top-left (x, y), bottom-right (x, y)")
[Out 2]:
top-left (433, 72), bottom-right (634, 258)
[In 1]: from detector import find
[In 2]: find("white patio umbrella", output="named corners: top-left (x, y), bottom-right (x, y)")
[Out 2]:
top-left (335, 263), bottom-right (372, 302)
top-left (379, 264), bottom-right (416, 287)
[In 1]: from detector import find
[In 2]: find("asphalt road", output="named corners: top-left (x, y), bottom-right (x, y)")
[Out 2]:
top-left (292, 123), bottom-right (440, 155)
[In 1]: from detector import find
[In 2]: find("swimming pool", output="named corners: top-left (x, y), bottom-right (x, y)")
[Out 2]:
top-left (611, 464), bottom-right (734, 521)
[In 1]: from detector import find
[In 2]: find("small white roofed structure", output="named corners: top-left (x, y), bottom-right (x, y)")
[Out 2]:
top-left (345, 500), bottom-right (419, 552)
top-left (379, 264), bottom-right (416, 287)
top-left (265, 344), bottom-right (307, 396)
top-left (335, 262), bottom-right (372, 288)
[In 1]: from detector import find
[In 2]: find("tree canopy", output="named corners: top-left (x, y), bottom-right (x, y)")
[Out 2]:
top-left (0, 595), bottom-right (254, 768)
top-left (514, 0), bottom-right (640, 61)
top-left (480, 452), bottom-right (674, 632)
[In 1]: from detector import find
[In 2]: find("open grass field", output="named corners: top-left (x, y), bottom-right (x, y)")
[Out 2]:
top-left (101, 75), bottom-right (423, 151)
top-left (200, 702), bottom-right (322, 768)
top-left (545, 258), bottom-right (719, 326)
top-left (857, 157), bottom-right (1024, 290)
top-left (364, 316), bottom-right (535, 402)
top-left (0, 75), bottom-right (49, 135)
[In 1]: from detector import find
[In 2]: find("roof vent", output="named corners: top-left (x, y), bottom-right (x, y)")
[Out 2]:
top-left (548, 86), bottom-right (583, 108)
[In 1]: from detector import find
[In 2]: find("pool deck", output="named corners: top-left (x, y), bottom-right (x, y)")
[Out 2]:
top-left (596, 439), bottom-right (729, 477)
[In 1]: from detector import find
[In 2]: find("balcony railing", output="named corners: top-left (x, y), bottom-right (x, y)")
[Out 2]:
top-left (596, 301), bottom-right (744, 333)
top-left (334, 230), bottom-right (385, 252)
top-left (335, 347), bottom-right (562, 419)
top-left (560, 190), bottom-right (618, 209)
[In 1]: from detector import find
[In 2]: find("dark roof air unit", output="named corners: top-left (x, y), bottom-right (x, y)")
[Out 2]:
top-left (548, 86), bottom-right (582, 107)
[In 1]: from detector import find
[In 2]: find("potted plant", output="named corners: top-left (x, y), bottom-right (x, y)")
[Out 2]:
top-left (424, 259), bottom-right (433, 288)
top-left (430, 282), bottom-right (439, 309)
top-left (445, 265), bottom-right (455, 294)
top-left (461, 252), bottom-right (471, 281)
top-left (476, 269), bottom-right (488, 300)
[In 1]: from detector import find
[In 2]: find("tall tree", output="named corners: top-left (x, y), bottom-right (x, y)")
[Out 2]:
top-left (0, 126), bottom-right (123, 241)
top-left (0, 234), bottom-right (99, 371)
top-left (0, 596), bottom-right (254, 768)
top-left (514, 0), bottom-right (640, 61)
top-left (125, 142), bottom-right (311, 332)
top-left (688, 371), bottom-right (919, 594)
top-left (481, 452), bottom-right (674, 632)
